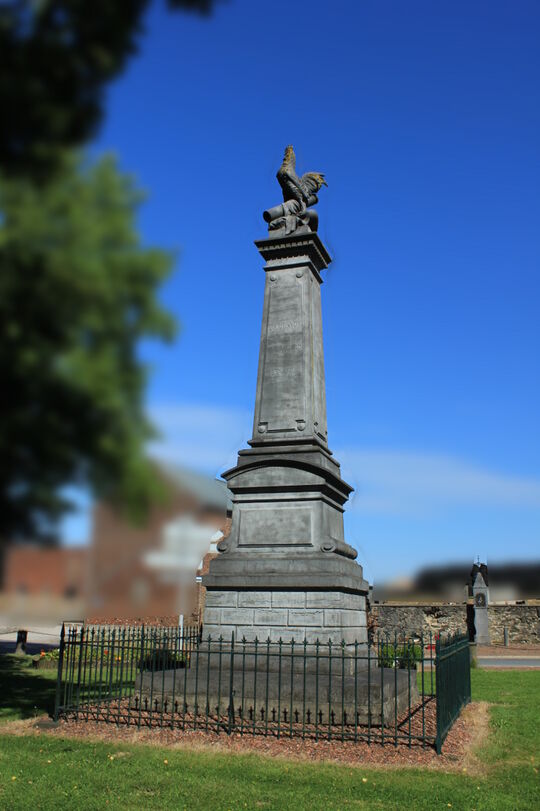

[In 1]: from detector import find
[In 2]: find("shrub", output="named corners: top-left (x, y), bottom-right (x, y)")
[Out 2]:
top-left (138, 648), bottom-right (186, 671)
top-left (377, 643), bottom-right (423, 670)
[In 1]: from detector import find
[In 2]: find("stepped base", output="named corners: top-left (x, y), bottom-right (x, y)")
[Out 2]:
top-left (136, 660), bottom-right (418, 726)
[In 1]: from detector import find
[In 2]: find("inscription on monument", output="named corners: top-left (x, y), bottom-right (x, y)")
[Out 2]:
top-left (238, 506), bottom-right (313, 547)
top-left (268, 320), bottom-right (301, 334)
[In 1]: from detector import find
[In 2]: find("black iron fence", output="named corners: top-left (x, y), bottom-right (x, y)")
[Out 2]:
top-left (435, 632), bottom-right (471, 754)
top-left (54, 625), bottom-right (470, 753)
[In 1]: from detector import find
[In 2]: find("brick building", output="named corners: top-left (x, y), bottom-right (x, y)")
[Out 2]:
top-left (3, 546), bottom-right (87, 599)
top-left (1, 464), bottom-right (230, 627)
top-left (86, 463), bottom-right (231, 623)
top-left (1, 546), bottom-right (87, 627)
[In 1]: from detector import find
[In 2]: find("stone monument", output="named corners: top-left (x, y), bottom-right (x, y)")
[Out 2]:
top-left (472, 566), bottom-right (490, 645)
top-left (202, 145), bottom-right (369, 647)
top-left (138, 149), bottom-right (415, 721)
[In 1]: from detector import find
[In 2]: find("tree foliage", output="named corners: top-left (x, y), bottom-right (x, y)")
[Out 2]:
top-left (0, 1), bottom-right (223, 543)
top-left (0, 0), bottom-right (218, 179)
top-left (0, 154), bottom-right (176, 541)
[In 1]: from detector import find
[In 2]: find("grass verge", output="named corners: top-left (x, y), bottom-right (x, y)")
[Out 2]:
top-left (0, 658), bottom-right (538, 810)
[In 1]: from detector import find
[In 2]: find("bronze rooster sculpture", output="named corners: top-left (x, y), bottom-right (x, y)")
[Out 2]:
top-left (263, 145), bottom-right (328, 235)
top-left (277, 145), bottom-right (327, 210)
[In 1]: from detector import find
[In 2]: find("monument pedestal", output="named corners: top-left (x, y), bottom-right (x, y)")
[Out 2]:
top-left (203, 231), bottom-right (368, 647)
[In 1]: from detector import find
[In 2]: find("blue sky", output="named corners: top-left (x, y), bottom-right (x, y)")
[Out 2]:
top-left (64, 0), bottom-right (540, 583)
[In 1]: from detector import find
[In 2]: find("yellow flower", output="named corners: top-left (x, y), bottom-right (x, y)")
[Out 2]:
top-left (11, 776), bottom-right (16, 781)
top-left (362, 778), bottom-right (368, 783)
top-left (164, 759), bottom-right (168, 765)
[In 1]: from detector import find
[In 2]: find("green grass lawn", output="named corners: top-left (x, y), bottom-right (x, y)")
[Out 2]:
top-left (0, 654), bottom-right (58, 723)
top-left (0, 656), bottom-right (538, 810)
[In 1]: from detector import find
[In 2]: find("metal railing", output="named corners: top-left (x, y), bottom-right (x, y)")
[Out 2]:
top-left (435, 631), bottom-right (471, 753)
top-left (54, 625), bottom-right (470, 753)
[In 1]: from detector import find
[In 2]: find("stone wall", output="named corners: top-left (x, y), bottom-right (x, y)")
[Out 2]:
top-left (487, 605), bottom-right (540, 645)
top-left (370, 604), bottom-right (467, 640)
top-left (370, 602), bottom-right (540, 644)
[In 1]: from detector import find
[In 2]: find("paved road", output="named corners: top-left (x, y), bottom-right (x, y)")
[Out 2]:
top-left (478, 656), bottom-right (540, 668)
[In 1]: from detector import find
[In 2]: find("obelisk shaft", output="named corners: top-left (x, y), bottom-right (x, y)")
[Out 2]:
top-left (251, 238), bottom-right (328, 445)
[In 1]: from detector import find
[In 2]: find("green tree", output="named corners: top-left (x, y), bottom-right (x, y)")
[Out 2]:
top-left (0, 0), bottom-right (218, 179)
top-left (0, 153), bottom-right (176, 543)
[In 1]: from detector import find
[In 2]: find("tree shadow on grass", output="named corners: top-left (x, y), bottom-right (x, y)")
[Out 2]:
top-left (0, 654), bottom-right (57, 721)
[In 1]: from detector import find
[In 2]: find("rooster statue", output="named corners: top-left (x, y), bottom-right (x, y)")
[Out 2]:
top-left (263, 145), bottom-right (327, 236)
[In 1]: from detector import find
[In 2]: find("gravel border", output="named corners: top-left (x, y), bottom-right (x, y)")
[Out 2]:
top-left (3, 702), bottom-right (489, 772)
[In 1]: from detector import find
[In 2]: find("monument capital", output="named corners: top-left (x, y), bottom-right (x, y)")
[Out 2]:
top-left (254, 230), bottom-right (331, 284)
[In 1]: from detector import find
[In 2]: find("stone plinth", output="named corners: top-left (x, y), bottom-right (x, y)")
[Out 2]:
top-left (137, 662), bottom-right (417, 726)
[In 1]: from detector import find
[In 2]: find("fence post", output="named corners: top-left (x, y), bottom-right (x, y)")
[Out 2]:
top-left (227, 631), bottom-right (235, 735)
top-left (54, 624), bottom-right (66, 721)
top-left (139, 624), bottom-right (145, 679)
top-left (75, 626), bottom-right (85, 719)
top-left (435, 633), bottom-right (442, 755)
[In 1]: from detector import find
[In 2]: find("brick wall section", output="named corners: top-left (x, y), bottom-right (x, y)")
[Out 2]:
top-left (3, 547), bottom-right (87, 597)
top-left (88, 491), bottom-right (229, 623)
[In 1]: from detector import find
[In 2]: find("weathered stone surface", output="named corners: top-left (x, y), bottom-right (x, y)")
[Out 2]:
top-left (324, 609), bottom-right (366, 628)
top-left (238, 592), bottom-right (272, 608)
top-left (287, 609), bottom-right (321, 627)
top-left (203, 608), bottom-right (222, 625)
top-left (488, 605), bottom-right (540, 644)
top-left (252, 242), bottom-right (328, 445)
top-left (221, 608), bottom-right (254, 626)
top-left (370, 604), bottom-right (468, 638)
top-left (253, 609), bottom-right (288, 627)
top-left (271, 591), bottom-right (306, 608)
top-left (307, 592), bottom-right (366, 609)
top-left (205, 592), bottom-right (238, 608)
